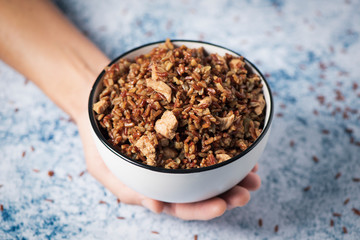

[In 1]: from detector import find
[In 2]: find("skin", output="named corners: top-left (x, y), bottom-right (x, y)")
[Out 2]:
top-left (0, 0), bottom-right (261, 220)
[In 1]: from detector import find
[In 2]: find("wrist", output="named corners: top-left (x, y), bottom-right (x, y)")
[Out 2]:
top-left (68, 70), bottom-right (100, 124)
top-left (63, 55), bottom-right (110, 122)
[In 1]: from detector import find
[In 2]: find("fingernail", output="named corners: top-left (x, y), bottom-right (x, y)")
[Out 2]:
top-left (141, 199), bottom-right (155, 213)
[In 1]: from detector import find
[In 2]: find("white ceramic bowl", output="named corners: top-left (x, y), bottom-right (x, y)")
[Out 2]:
top-left (88, 40), bottom-right (273, 203)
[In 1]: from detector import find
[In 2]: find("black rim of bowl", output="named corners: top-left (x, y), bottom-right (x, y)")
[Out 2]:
top-left (88, 39), bottom-right (274, 174)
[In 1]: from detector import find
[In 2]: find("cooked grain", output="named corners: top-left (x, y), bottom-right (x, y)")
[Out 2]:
top-left (93, 39), bottom-right (266, 169)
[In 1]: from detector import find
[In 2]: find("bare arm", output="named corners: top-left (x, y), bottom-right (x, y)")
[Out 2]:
top-left (0, 0), bottom-right (108, 118)
top-left (0, 0), bottom-right (260, 220)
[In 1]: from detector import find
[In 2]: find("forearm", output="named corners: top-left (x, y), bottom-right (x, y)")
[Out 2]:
top-left (0, 0), bottom-right (109, 120)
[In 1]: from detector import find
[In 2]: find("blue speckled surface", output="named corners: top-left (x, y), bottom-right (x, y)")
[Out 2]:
top-left (1, 0), bottom-right (359, 239)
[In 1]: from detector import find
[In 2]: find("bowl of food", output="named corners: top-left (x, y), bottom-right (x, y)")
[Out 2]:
top-left (88, 39), bottom-right (273, 203)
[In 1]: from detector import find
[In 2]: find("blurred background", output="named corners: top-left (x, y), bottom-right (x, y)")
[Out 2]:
top-left (1, 0), bottom-right (359, 239)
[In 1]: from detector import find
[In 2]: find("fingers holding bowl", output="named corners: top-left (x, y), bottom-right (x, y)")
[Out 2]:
top-left (238, 172), bottom-right (261, 191)
top-left (219, 186), bottom-right (251, 210)
top-left (251, 163), bottom-right (259, 173)
top-left (163, 197), bottom-right (227, 221)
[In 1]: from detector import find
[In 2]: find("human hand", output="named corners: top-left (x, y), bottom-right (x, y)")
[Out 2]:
top-left (76, 113), bottom-right (261, 221)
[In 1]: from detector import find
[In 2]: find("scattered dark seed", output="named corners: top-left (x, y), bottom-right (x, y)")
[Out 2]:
top-left (45, 199), bottom-right (54, 203)
top-left (290, 140), bottom-right (295, 147)
top-left (276, 113), bottom-right (283, 117)
top-left (345, 128), bottom-right (353, 134)
top-left (0, 184), bottom-right (3, 188)
top-left (319, 62), bottom-right (327, 70)
top-left (48, 171), bottom-right (54, 177)
top-left (312, 156), bottom-right (319, 163)
top-left (317, 95), bottom-right (325, 105)
top-left (313, 109), bottom-right (319, 115)
top-left (116, 216), bottom-right (125, 220)
top-left (151, 231), bottom-right (159, 234)
top-left (343, 198), bottom-right (350, 205)
top-left (0, 204), bottom-right (3, 211)
top-left (353, 82), bottom-right (358, 90)
top-left (303, 186), bottom-right (311, 192)
top-left (194, 234), bottom-right (198, 240)
top-left (67, 174), bottom-right (73, 181)
top-left (352, 208), bottom-right (360, 216)
top-left (322, 129), bottom-right (330, 134)
top-left (279, 104), bottom-right (286, 109)
top-left (117, 198), bottom-right (121, 204)
top-left (79, 171), bottom-right (85, 177)
top-left (99, 200), bottom-right (107, 204)
top-left (22, 151), bottom-right (26, 158)
top-left (335, 172), bottom-right (342, 179)
top-left (330, 219), bottom-right (334, 227)
top-left (343, 226), bottom-right (348, 234)
top-left (274, 225), bottom-right (279, 233)
top-left (333, 212), bottom-right (341, 217)
top-left (335, 90), bottom-right (345, 101)
top-left (258, 218), bottom-right (263, 227)
top-left (353, 178), bottom-right (360, 182)
top-left (347, 107), bottom-right (357, 114)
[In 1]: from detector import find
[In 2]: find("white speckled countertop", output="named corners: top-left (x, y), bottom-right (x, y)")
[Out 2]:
top-left (1, 0), bottom-right (359, 239)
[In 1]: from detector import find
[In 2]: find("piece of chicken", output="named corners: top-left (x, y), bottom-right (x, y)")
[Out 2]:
top-left (135, 135), bottom-right (157, 166)
top-left (154, 110), bottom-right (178, 139)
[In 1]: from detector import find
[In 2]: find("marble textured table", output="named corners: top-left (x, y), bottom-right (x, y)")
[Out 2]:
top-left (1, 0), bottom-right (359, 239)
